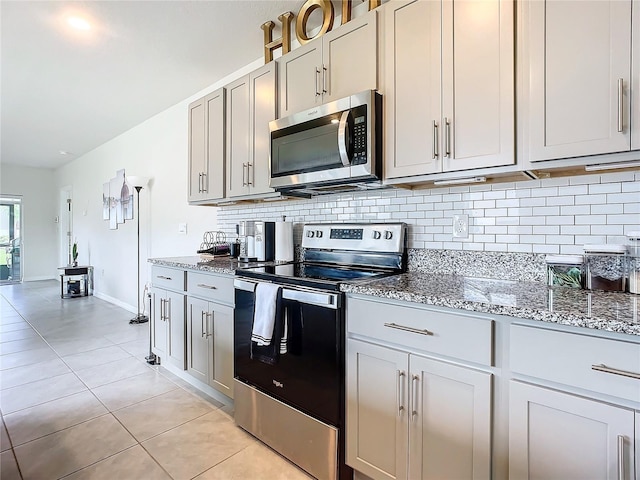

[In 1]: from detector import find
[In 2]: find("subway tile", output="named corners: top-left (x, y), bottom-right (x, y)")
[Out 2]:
top-left (425, 211), bottom-right (445, 218)
top-left (475, 217), bottom-right (496, 226)
top-left (575, 235), bottom-right (606, 245)
top-left (443, 242), bottom-right (463, 250)
top-left (442, 193), bottom-right (462, 202)
top-left (496, 234), bottom-right (520, 243)
top-left (623, 203), bottom-right (640, 214)
top-left (462, 192), bottom-right (484, 201)
top-left (406, 196), bottom-right (425, 204)
top-left (561, 225), bottom-right (591, 235)
top-left (434, 218), bottom-right (451, 226)
top-left (575, 215), bottom-right (607, 224)
top-left (415, 218), bottom-right (435, 226)
top-left (469, 184), bottom-right (492, 192)
top-left (485, 225), bottom-right (508, 234)
top-left (516, 180), bottom-right (541, 189)
top-left (560, 244), bottom-right (584, 254)
top-left (532, 206), bottom-right (560, 216)
top-left (533, 244), bottom-right (560, 254)
top-left (491, 182), bottom-right (516, 191)
top-left (434, 202), bottom-right (454, 211)
top-left (599, 172), bottom-right (633, 183)
top-left (589, 183), bottom-right (621, 194)
top-left (508, 207), bottom-right (533, 217)
top-left (424, 242), bottom-right (444, 249)
top-left (545, 235), bottom-right (575, 245)
top-left (520, 235), bottom-right (545, 244)
top-left (448, 186), bottom-right (470, 193)
top-left (519, 197), bottom-right (546, 207)
top-left (496, 199), bottom-right (520, 208)
top-left (468, 225), bottom-right (484, 235)
top-left (508, 225), bottom-right (533, 235)
top-left (575, 194), bottom-right (607, 205)
top-left (453, 201), bottom-right (473, 210)
top-left (462, 243), bottom-right (484, 251)
top-left (606, 214), bottom-right (640, 224)
top-left (484, 243), bottom-right (508, 252)
top-left (482, 191), bottom-right (506, 200)
top-left (424, 226), bottom-right (444, 234)
top-left (390, 198), bottom-right (407, 205)
top-left (496, 217), bottom-right (520, 225)
top-left (508, 243), bottom-right (532, 253)
top-left (519, 217), bottom-right (547, 226)
top-left (400, 204), bottom-right (418, 212)
top-left (569, 174), bottom-right (601, 185)
top-left (407, 212), bottom-right (426, 219)
top-left (422, 195), bottom-right (443, 203)
top-left (621, 182), bottom-right (640, 192)
top-left (561, 205), bottom-right (590, 215)
top-left (484, 208), bottom-right (509, 217)
top-left (607, 192), bottom-right (640, 204)
top-left (531, 187), bottom-right (558, 198)
top-left (512, 189), bottom-right (532, 198)
top-left (474, 200), bottom-right (495, 209)
top-left (434, 234), bottom-right (451, 242)
top-left (467, 209), bottom-right (486, 218)
top-left (540, 177), bottom-right (570, 187)
top-left (546, 196), bottom-right (575, 206)
top-left (591, 204), bottom-right (624, 215)
top-left (559, 185), bottom-right (588, 196)
top-left (606, 235), bottom-right (628, 244)
top-left (473, 235), bottom-right (495, 243)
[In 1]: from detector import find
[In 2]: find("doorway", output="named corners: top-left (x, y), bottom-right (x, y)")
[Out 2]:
top-left (0, 196), bottom-right (23, 284)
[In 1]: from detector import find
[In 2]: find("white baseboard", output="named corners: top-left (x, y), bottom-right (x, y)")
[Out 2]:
top-left (93, 291), bottom-right (136, 314)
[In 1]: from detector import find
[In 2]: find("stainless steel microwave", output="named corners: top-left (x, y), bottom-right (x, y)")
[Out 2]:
top-left (269, 90), bottom-right (382, 194)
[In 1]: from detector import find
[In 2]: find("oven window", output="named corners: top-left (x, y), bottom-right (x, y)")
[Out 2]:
top-left (271, 114), bottom-right (350, 177)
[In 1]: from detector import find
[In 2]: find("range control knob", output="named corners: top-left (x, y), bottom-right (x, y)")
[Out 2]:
top-left (315, 230), bottom-right (323, 238)
top-left (372, 230), bottom-right (382, 240)
top-left (384, 231), bottom-right (393, 240)
top-left (307, 230), bottom-right (315, 238)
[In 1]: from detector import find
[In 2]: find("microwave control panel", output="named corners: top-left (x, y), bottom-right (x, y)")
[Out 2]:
top-left (351, 104), bottom-right (368, 165)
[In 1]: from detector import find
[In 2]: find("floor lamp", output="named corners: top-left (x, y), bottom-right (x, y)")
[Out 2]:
top-left (127, 176), bottom-right (150, 325)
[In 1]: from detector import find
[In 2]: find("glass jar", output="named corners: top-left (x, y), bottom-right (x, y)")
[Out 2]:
top-left (545, 254), bottom-right (584, 288)
top-left (626, 232), bottom-right (640, 294)
top-left (584, 244), bottom-right (627, 292)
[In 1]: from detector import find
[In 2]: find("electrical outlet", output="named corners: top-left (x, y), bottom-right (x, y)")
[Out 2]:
top-left (178, 223), bottom-right (187, 235)
top-left (452, 214), bottom-right (469, 239)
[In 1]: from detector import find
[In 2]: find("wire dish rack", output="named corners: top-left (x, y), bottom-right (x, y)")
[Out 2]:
top-left (197, 231), bottom-right (230, 257)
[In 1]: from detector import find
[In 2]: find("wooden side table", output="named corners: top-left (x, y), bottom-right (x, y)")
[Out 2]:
top-left (58, 266), bottom-right (94, 299)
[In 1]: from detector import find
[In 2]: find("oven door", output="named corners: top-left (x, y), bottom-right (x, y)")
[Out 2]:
top-left (234, 279), bottom-right (344, 427)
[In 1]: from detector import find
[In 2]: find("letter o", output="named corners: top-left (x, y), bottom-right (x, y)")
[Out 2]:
top-left (295, 0), bottom-right (334, 45)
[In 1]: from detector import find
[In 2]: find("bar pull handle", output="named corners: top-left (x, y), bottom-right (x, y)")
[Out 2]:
top-left (444, 117), bottom-right (451, 157)
top-left (411, 374), bottom-right (419, 420)
top-left (242, 163), bottom-right (248, 187)
top-left (166, 297), bottom-right (171, 322)
top-left (206, 312), bottom-right (213, 338)
top-left (157, 275), bottom-right (172, 281)
top-left (201, 172), bottom-right (207, 193)
top-left (315, 68), bottom-right (321, 96)
top-left (201, 310), bottom-right (206, 338)
top-left (248, 163), bottom-right (253, 186)
top-left (197, 283), bottom-right (218, 290)
top-left (384, 322), bottom-right (433, 336)
top-left (618, 78), bottom-right (624, 133)
top-left (617, 435), bottom-right (625, 480)
top-left (591, 364), bottom-right (640, 380)
top-left (198, 173), bottom-right (202, 193)
top-left (159, 298), bottom-right (164, 321)
top-left (397, 370), bottom-right (405, 416)
top-left (433, 121), bottom-right (439, 159)
top-left (322, 65), bottom-right (328, 94)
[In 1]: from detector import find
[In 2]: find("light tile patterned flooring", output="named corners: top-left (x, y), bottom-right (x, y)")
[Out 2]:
top-left (0, 281), bottom-right (313, 480)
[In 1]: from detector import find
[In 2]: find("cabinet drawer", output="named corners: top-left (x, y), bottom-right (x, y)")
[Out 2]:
top-left (347, 297), bottom-right (493, 365)
top-left (151, 266), bottom-right (185, 292)
top-left (187, 271), bottom-right (234, 304)
top-left (510, 324), bottom-right (640, 403)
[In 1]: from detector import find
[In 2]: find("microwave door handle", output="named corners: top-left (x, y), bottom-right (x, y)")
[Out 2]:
top-left (337, 110), bottom-right (351, 167)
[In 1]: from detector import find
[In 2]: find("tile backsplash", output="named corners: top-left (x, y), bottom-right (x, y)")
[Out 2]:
top-left (217, 171), bottom-right (640, 255)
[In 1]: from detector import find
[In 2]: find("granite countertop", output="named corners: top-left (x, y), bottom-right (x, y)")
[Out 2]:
top-left (149, 256), bottom-right (240, 275)
top-left (341, 272), bottom-right (640, 336)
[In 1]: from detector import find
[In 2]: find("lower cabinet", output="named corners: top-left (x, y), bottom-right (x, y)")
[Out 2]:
top-left (186, 296), bottom-right (234, 398)
top-left (151, 288), bottom-right (186, 369)
top-left (346, 338), bottom-right (492, 480)
top-left (509, 381), bottom-right (635, 480)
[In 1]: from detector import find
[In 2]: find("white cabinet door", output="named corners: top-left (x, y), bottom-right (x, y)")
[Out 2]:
top-left (409, 355), bottom-right (492, 480)
top-left (346, 339), bottom-right (409, 480)
top-left (249, 63), bottom-right (276, 196)
top-left (204, 88), bottom-right (225, 201)
top-left (226, 75), bottom-right (251, 198)
top-left (323, 9), bottom-right (378, 103)
top-left (441, 0), bottom-right (514, 172)
top-left (632, 0), bottom-right (640, 151)
top-left (151, 289), bottom-right (167, 359)
top-left (188, 98), bottom-right (206, 202)
top-left (383, 0), bottom-right (442, 179)
top-left (509, 381), bottom-right (635, 480)
top-left (186, 296), bottom-right (209, 384)
top-left (278, 41), bottom-right (322, 118)
top-left (166, 290), bottom-right (186, 370)
top-left (211, 302), bottom-right (234, 398)
top-left (527, 0), bottom-right (632, 161)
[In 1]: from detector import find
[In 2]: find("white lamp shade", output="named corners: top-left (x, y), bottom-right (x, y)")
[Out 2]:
top-left (127, 176), bottom-right (150, 188)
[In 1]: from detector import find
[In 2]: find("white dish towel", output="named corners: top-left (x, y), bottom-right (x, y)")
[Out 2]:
top-left (251, 282), bottom-right (281, 346)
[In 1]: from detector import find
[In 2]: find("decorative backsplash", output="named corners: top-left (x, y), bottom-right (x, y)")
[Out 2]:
top-left (216, 171), bottom-right (640, 259)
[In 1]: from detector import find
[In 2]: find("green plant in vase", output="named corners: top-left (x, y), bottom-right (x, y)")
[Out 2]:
top-left (72, 242), bottom-right (78, 266)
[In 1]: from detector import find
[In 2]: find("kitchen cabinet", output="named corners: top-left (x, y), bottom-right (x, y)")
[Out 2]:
top-left (383, 0), bottom-right (514, 179)
top-left (346, 296), bottom-right (493, 480)
top-left (226, 62), bottom-right (277, 199)
top-left (632, 0), bottom-right (640, 151)
top-left (509, 381), bottom-right (635, 479)
top-left (188, 88), bottom-right (225, 203)
top-left (186, 271), bottom-right (234, 398)
top-left (150, 266), bottom-right (186, 369)
top-left (278, 9), bottom-right (377, 118)
top-left (522, 0), bottom-right (634, 161)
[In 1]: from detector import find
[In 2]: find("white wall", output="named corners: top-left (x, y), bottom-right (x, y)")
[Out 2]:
top-left (0, 164), bottom-right (58, 280)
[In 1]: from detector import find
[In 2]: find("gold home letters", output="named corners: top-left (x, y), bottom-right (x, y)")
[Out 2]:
top-left (261, 0), bottom-right (380, 63)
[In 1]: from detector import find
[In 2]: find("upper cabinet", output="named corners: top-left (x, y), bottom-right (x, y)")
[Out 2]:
top-left (522, 0), bottom-right (634, 161)
top-left (631, 0), bottom-right (639, 151)
top-left (384, 0), bottom-right (514, 180)
top-left (188, 88), bottom-right (225, 204)
top-left (278, 10), bottom-right (378, 118)
top-left (226, 62), bottom-right (277, 199)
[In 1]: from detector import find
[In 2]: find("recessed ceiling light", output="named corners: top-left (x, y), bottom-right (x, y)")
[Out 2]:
top-left (67, 16), bottom-right (91, 31)
top-left (59, 150), bottom-right (70, 155)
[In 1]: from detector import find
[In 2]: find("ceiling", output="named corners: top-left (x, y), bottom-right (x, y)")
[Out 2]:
top-left (1, 0), bottom-right (303, 169)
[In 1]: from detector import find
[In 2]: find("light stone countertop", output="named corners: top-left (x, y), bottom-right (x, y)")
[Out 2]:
top-left (341, 272), bottom-right (640, 336)
top-left (149, 256), bottom-right (240, 275)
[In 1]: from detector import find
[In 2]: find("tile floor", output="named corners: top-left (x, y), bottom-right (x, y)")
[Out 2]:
top-left (0, 280), bottom-right (313, 480)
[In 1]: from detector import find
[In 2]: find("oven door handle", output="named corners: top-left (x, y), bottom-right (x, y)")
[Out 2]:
top-left (234, 279), bottom-right (259, 292)
top-left (282, 288), bottom-right (339, 309)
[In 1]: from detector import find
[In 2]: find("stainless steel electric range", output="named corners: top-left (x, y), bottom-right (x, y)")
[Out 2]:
top-left (233, 223), bottom-right (407, 480)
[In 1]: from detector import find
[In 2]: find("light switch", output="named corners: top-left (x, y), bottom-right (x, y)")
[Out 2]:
top-left (178, 223), bottom-right (187, 234)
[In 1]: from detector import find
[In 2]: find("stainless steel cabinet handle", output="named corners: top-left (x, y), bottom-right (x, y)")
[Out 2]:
top-left (201, 310), bottom-right (206, 338)
top-left (242, 163), bottom-right (248, 187)
top-left (166, 297), bottom-right (171, 321)
top-left (411, 374), bottom-right (419, 420)
top-left (197, 283), bottom-right (217, 290)
top-left (397, 370), bottom-right (405, 416)
top-left (201, 172), bottom-right (207, 193)
top-left (248, 163), bottom-right (253, 186)
top-left (617, 435), bottom-right (624, 480)
top-left (157, 275), bottom-right (172, 281)
top-left (433, 121), bottom-right (439, 159)
top-left (384, 322), bottom-right (433, 336)
top-left (206, 312), bottom-right (213, 338)
top-left (322, 65), bottom-right (327, 94)
top-left (591, 364), bottom-right (640, 380)
top-left (282, 288), bottom-right (339, 309)
top-left (444, 117), bottom-right (451, 157)
top-left (159, 298), bottom-right (164, 321)
top-left (618, 78), bottom-right (624, 133)
top-left (315, 68), bottom-right (321, 96)
top-left (198, 173), bottom-right (202, 193)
